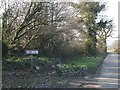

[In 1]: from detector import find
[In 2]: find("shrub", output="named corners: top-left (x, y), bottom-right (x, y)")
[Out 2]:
top-left (3, 56), bottom-right (63, 71)
top-left (3, 56), bottom-right (89, 76)
top-left (2, 41), bottom-right (9, 57)
top-left (56, 64), bottom-right (88, 76)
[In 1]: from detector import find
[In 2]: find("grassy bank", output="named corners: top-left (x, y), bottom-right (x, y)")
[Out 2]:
top-left (2, 56), bottom-right (103, 88)
top-left (65, 56), bottom-right (103, 73)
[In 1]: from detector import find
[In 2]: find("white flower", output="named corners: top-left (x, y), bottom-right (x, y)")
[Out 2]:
top-left (36, 66), bottom-right (40, 70)
top-left (51, 65), bottom-right (55, 68)
top-left (63, 64), bottom-right (66, 67)
top-left (66, 66), bottom-right (68, 68)
top-left (56, 64), bottom-right (61, 67)
top-left (18, 86), bottom-right (21, 88)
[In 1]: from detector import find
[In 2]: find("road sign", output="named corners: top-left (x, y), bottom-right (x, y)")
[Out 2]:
top-left (25, 50), bottom-right (39, 55)
top-left (25, 50), bottom-right (39, 71)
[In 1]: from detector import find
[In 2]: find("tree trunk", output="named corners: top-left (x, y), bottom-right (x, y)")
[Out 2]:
top-left (104, 40), bottom-right (107, 53)
top-left (103, 40), bottom-right (107, 58)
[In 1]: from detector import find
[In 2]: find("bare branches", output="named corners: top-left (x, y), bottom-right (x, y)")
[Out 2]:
top-left (12, 2), bottom-right (43, 43)
top-left (97, 19), bottom-right (114, 41)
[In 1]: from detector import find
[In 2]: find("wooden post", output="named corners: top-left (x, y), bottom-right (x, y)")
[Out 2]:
top-left (25, 50), bottom-right (39, 72)
top-left (31, 55), bottom-right (33, 71)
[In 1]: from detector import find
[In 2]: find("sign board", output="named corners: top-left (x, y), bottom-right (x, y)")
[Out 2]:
top-left (25, 50), bottom-right (39, 55)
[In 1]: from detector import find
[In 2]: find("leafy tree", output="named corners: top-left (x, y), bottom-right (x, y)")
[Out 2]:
top-left (73, 2), bottom-right (105, 55)
top-left (1, 0), bottom-right (113, 58)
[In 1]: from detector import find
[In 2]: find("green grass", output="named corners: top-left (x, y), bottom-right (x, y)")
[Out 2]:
top-left (65, 56), bottom-right (102, 72)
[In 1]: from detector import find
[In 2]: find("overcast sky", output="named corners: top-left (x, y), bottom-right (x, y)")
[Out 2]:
top-left (102, 0), bottom-right (119, 47)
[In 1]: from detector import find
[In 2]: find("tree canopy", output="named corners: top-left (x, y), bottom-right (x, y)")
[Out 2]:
top-left (1, 1), bottom-right (114, 58)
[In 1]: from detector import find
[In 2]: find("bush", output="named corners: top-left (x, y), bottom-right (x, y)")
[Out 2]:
top-left (56, 64), bottom-right (88, 76)
top-left (3, 56), bottom-right (63, 71)
top-left (2, 58), bottom-right (31, 70)
top-left (2, 41), bottom-right (9, 57)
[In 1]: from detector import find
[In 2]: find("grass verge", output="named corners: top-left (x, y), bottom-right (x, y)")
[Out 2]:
top-left (65, 56), bottom-right (103, 73)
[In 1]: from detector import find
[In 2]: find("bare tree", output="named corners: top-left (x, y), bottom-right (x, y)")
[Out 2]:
top-left (97, 19), bottom-right (114, 52)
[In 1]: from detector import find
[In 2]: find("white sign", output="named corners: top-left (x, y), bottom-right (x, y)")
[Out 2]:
top-left (25, 50), bottom-right (39, 55)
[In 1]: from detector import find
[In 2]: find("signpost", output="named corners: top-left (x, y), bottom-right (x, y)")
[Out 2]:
top-left (25, 50), bottom-right (39, 71)
top-left (25, 50), bottom-right (39, 55)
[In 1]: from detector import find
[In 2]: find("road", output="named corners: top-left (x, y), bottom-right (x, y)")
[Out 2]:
top-left (94, 53), bottom-right (119, 88)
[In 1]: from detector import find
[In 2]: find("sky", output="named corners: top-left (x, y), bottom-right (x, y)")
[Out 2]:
top-left (102, 0), bottom-right (119, 47)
